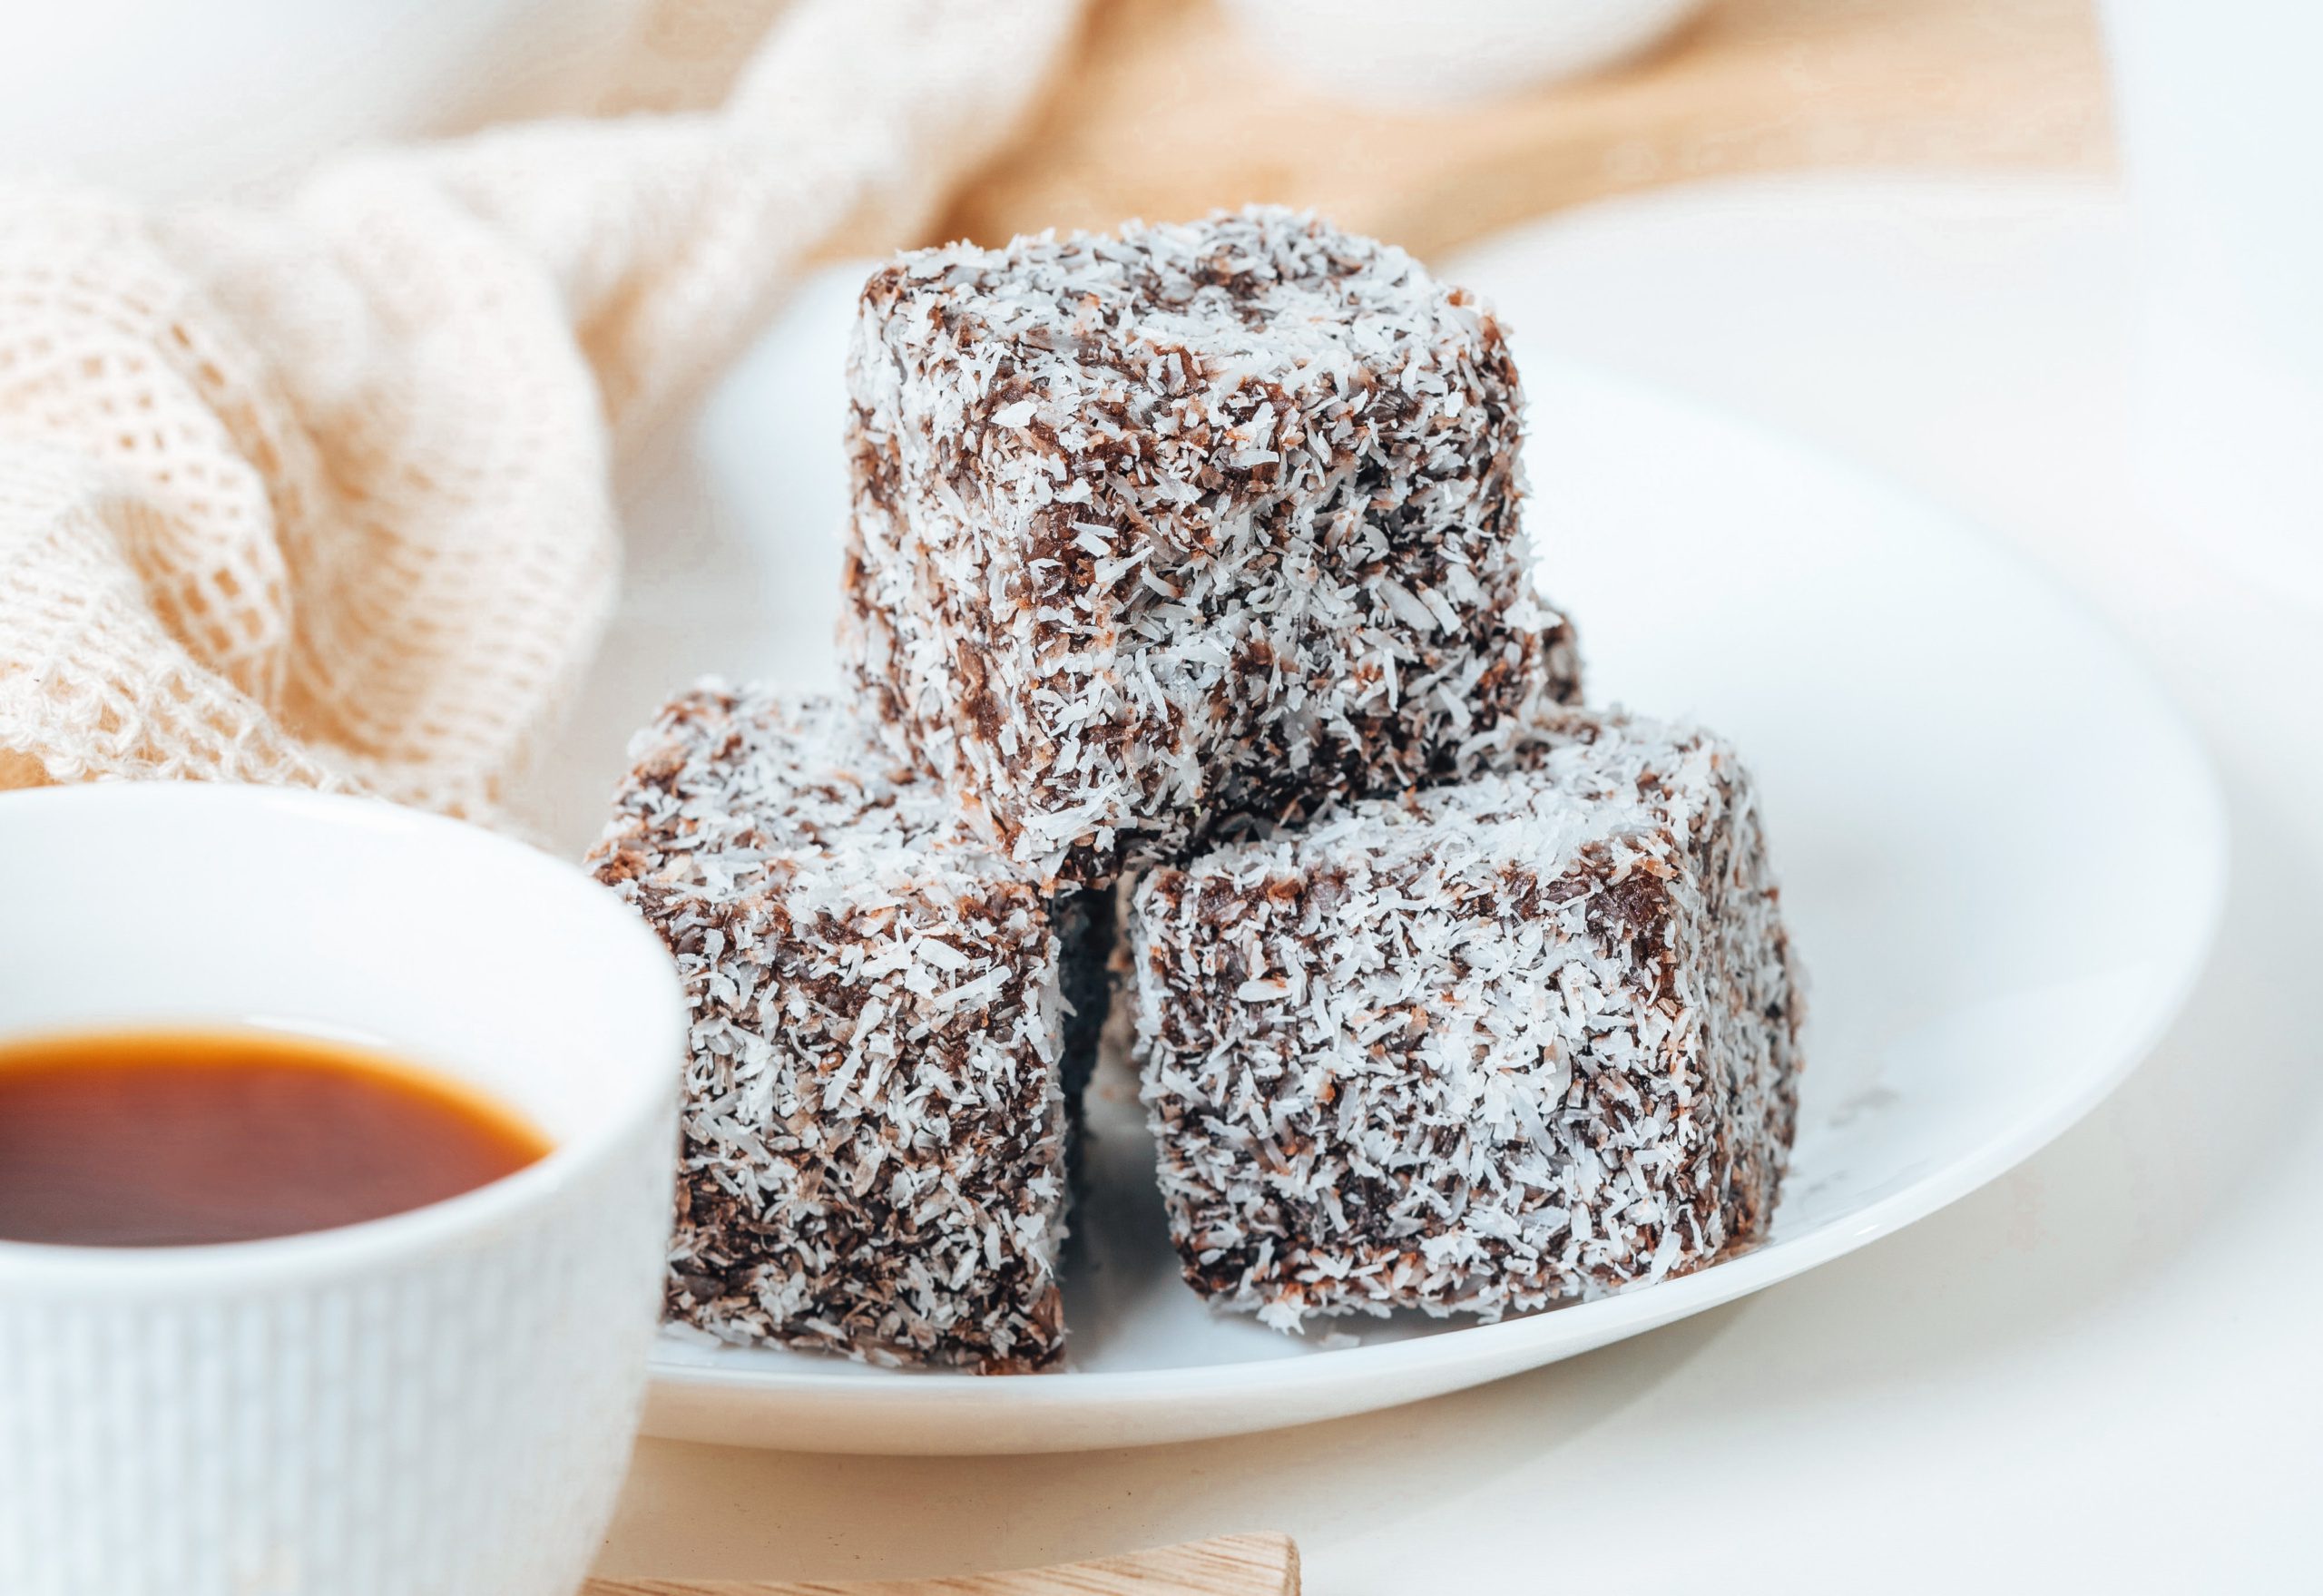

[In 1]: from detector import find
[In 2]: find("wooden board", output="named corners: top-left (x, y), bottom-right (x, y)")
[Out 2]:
top-left (929, 0), bottom-right (2111, 259)
top-left (585, 1532), bottom-right (1299, 1596)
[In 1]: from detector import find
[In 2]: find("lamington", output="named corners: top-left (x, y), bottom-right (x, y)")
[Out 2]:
top-left (1130, 708), bottom-right (1803, 1330)
top-left (588, 682), bottom-right (1086, 1370)
top-left (841, 204), bottom-right (1581, 890)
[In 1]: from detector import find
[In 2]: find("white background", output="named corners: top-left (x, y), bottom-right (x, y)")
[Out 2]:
top-left (596, 175), bottom-right (2323, 1592)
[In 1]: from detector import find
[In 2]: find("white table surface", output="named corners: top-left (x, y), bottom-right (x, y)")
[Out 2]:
top-left (593, 174), bottom-right (2323, 1593)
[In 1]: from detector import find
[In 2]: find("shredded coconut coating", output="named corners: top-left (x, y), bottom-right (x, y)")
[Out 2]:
top-left (1131, 708), bottom-right (1804, 1330)
top-left (588, 682), bottom-right (1073, 1371)
top-left (841, 204), bottom-right (1580, 890)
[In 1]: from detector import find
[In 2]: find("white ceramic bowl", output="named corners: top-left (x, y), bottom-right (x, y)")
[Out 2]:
top-left (0, 784), bottom-right (686, 1596)
top-left (1222, 0), bottom-right (1708, 107)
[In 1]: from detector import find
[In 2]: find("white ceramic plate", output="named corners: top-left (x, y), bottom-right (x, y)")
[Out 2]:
top-left (526, 261), bottom-right (2226, 1455)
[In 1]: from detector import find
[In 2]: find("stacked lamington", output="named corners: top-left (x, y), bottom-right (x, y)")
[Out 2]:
top-left (593, 205), bottom-right (1800, 1369)
top-left (840, 205), bottom-right (1581, 885)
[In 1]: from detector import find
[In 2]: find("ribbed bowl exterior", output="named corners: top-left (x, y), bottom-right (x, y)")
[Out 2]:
top-left (0, 1109), bottom-right (673, 1596)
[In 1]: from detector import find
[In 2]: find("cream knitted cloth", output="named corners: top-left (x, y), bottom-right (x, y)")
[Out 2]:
top-left (0, 0), bottom-right (1080, 818)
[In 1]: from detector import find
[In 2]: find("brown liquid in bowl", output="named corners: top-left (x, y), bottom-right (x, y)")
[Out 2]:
top-left (0, 1027), bottom-right (550, 1247)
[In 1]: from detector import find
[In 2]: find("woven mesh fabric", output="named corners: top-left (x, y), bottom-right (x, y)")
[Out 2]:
top-left (0, 0), bottom-right (1079, 820)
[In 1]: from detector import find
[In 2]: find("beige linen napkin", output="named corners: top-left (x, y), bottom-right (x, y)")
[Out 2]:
top-left (0, 0), bottom-right (1080, 819)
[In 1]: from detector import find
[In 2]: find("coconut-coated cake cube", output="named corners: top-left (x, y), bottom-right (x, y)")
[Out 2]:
top-left (841, 204), bottom-right (1580, 891)
top-left (1130, 708), bottom-right (1803, 1330)
top-left (587, 683), bottom-right (1078, 1371)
